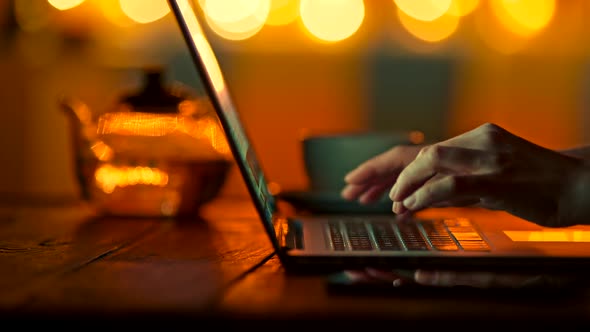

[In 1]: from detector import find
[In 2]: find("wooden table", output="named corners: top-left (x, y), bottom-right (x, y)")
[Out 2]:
top-left (2, 196), bottom-right (590, 329)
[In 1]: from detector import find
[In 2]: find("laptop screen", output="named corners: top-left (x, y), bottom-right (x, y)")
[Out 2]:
top-left (169, 0), bottom-right (278, 240)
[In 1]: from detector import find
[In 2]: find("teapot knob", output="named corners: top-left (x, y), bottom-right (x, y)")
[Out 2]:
top-left (118, 67), bottom-right (190, 114)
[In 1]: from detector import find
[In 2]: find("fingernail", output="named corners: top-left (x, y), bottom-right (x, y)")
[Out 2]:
top-left (340, 186), bottom-right (350, 199)
top-left (403, 195), bottom-right (416, 209)
top-left (389, 184), bottom-right (397, 200)
top-left (344, 168), bottom-right (359, 183)
top-left (392, 201), bottom-right (400, 214)
top-left (344, 173), bottom-right (353, 183)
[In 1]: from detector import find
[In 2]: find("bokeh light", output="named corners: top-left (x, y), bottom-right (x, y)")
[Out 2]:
top-left (490, 0), bottom-right (556, 38)
top-left (119, 0), bottom-right (170, 24)
top-left (393, 0), bottom-right (452, 22)
top-left (95, 164), bottom-right (169, 194)
top-left (473, 1), bottom-right (527, 55)
top-left (98, 0), bottom-right (136, 27)
top-left (204, 0), bottom-right (261, 23)
top-left (447, 0), bottom-right (480, 17)
top-left (177, 0), bottom-right (226, 92)
top-left (202, 0), bottom-right (270, 40)
top-left (300, 0), bottom-right (365, 43)
top-left (15, 0), bottom-right (52, 32)
top-left (398, 8), bottom-right (460, 43)
top-left (47, 0), bottom-right (85, 11)
top-left (266, 0), bottom-right (299, 26)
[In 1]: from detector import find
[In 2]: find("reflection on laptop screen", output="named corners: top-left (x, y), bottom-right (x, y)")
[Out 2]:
top-left (171, 0), bottom-right (276, 224)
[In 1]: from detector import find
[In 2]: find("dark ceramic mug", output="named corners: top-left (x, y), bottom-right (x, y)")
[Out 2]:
top-left (301, 131), bottom-right (420, 194)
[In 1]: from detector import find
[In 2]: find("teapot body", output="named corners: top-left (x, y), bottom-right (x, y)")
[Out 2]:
top-left (61, 68), bottom-right (232, 218)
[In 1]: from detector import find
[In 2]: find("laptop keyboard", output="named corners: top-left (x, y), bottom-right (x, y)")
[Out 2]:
top-left (326, 217), bottom-right (490, 252)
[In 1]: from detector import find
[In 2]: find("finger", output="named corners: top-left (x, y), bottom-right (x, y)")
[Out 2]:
top-left (341, 182), bottom-right (391, 201)
top-left (390, 146), bottom-right (499, 202)
top-left (365, 268), bottom-right (416, 287)
top-left (344, 145), bottom-right (421, 185)
top-left (389, 123), bottom-right (514, 203)
top-left (358, 183), bottom-right (393, 205)
top-left (340, 183), bottom-right (370, 201)
top-left (414, 270), bottom-right (536, 288)
top-left (342, 174), bottom-right (399, 201)
top-left (392, 201), bottom-right (404, 214)
top-left (394, 174), bottom-right (457, 209)
top-left (401, 175), bottom-right (492, 212)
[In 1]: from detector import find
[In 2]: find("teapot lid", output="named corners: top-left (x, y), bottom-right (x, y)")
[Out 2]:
top-left (118, 67), bottom-right (189, 114)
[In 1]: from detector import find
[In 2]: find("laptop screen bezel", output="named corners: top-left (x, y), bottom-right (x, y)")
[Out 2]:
top-left (168, 0), bottom-right (281, 249)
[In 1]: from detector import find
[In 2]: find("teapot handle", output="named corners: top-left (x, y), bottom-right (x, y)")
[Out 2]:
top-left (59, 96), bottom-right (101, 201)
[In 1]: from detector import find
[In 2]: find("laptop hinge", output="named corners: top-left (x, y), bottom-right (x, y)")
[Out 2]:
top-left (275, 216), bottom-right (300, 250)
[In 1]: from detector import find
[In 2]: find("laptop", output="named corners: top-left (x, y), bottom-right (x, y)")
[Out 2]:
top-left (168, 0), bottom-right (590, 274)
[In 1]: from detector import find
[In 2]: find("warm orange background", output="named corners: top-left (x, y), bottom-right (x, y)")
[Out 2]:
top-left (2, 0), bottom-right (590, 203)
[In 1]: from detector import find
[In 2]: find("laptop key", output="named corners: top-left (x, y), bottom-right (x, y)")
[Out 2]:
top-left (370, 221), bottom-right (402, 251)
top-left (396, 222), bottom-right (429, 251)
top-left (345, 222), bottom-right (373, 251)
top-left (327, 222), bottom-right (345, 251)
top-left (420, 220), bottom-right (459, 251)
top-left (328, 218), bottom-right (489, 252)
top-left (444, 218), bottom-right (491, 251)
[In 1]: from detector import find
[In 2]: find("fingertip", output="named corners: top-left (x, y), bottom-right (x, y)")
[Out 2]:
top-left (344, 163), bottom-right (373, 184)
top-left (402, 195), bottom-right (416, 210)
top-left (340, 186), bottom-right (353, 201)
top-left (393, 202), bottom-right (409, 215)
top-left (343, 173), bottom-right (353, 183)
top-left (358, 196), bottom-right (370, 205)
top-left (343, 168), bottom-right (360, 183)
top-left (388, 184), bottom-right (397, 200)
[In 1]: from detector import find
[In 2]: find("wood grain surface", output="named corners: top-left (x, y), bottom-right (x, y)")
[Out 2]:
top-left (1, 199), bottom-right (590, 330)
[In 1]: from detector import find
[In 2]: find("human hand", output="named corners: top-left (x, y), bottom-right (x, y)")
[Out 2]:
top-left (342, 123), bottom-right (585, 227)
top-left (341, 142), bottom-right (478, 209)
top-left (340, 144), bottom-right (423, 205)
top-left (337, 268), bottom-right (579, 290)
top-left (331, 268), bottom-right (585, 298)
top-left (362, 268), bottom-right (539, 289)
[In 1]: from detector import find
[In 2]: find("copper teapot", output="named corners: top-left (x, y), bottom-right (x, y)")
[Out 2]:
top-left (60, 67), bottom-right (233, 218)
